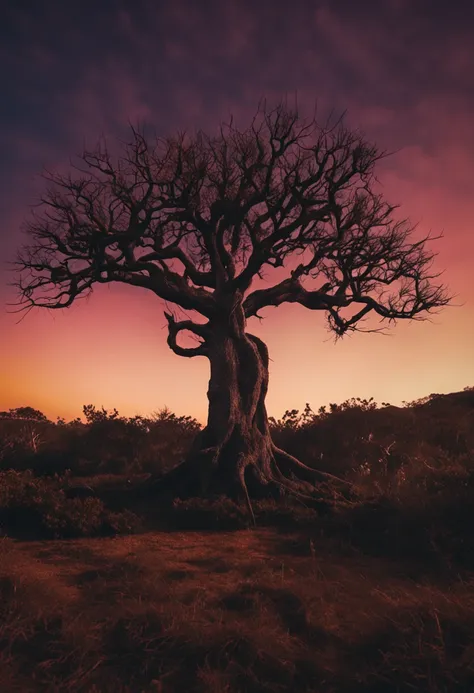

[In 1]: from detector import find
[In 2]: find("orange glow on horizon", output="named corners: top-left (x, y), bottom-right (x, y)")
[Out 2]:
top-left (1, 229), bottom-right (472, 426)
top-left (2, 159), bottom-right (473, 425)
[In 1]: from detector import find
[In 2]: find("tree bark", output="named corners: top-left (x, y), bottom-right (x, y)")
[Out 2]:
top-left (155, 298), bottom-right (349, 522)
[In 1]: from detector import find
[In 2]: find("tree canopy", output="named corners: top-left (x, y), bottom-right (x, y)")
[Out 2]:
top-left (14, 101), bottom-right (449, 352)
top-left (0, 407), bottom-right (49, 422)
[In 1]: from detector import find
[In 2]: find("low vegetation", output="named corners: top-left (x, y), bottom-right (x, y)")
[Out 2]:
top-left (1, 388), bottom-right (474, 691)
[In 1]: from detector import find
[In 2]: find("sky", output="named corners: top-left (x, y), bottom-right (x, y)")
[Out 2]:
top-left (1, 0), bottom-right (473, 424)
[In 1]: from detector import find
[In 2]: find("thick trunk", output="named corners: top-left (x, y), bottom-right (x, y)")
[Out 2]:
top-left (156, 299), bottom-right (349, 521)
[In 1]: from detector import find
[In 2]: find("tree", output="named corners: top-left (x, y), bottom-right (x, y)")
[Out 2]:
top-left (13, 100), bottom-right (450, 517)
top-left (0, 407), bottom-right (49, 422)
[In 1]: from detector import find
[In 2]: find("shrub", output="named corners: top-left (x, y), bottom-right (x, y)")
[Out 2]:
top-left (171, 496), bottom-right (250, 530)
top-left (0, 470), bottom-right (141, 539)
top-left (0, 406), bottom-right (49, 422)
top-left (169, 496), bottom-right (321, 531)
top-left (0, 405), bottom-right (201, 478)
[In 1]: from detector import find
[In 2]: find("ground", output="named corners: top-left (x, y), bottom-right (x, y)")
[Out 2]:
top-left (2, 392), bottom-right (474, 691)
top-left (2, 526), bottom-right (474, 692)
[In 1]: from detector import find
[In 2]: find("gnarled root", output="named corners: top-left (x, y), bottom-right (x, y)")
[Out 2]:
top-left (152, 435), bottom-right (355, 526)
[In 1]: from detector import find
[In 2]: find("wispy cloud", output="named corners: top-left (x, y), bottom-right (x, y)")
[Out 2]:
top-left (1, 0), bottom-right (473, 418)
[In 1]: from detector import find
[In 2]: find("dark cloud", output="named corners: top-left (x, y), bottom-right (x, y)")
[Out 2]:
top-left (1, 0), bottom-right (473, 298)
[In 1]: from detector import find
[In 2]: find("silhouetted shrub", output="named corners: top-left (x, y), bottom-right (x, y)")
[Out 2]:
top-left (2, 390), bottom-right (474, 557)
top-left (171, 496), bottom-right (250, 530)
top-left (169, 496), bottom-right (322, 531)
top-left (269, 392), bottom-right (474, 482)
top-left (0, 405), bottom-right (201, 478)
top-left (253, 498), bottom-right (320, 527)
top-left (0, 470), bottom-right (141, 539)
top-left (0, 406), bottom-right (49, 421)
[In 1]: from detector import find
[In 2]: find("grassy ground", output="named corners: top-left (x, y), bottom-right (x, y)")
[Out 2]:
top-left (2, 519), bottom-right (474, 692)
top-left (2, 391), bottom-right (474, 691)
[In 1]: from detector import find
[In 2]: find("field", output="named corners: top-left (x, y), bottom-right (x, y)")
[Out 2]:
top-left (1, 390), bottom-right (474, 691)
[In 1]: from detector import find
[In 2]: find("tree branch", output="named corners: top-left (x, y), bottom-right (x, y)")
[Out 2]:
top-left (14, 99), bottom-right (451, 343)
top-left (163, 312), bottom-right (210, 357)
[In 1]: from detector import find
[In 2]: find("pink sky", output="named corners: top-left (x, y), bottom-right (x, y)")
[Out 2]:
top-left (1, 0), bottom-right (473, 423)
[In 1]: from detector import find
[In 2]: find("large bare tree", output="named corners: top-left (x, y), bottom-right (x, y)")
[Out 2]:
top-left (13, 101), bottom-right (449, 515)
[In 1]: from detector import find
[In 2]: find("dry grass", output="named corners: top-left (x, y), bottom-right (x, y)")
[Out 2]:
top-left (1, 526), bottom-right (474, 692)
top-left (2, 391), bottom-right (474, 690)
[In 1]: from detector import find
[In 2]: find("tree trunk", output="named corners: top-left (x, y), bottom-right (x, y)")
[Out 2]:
top-left (156, 300), bottom-right (349, 521)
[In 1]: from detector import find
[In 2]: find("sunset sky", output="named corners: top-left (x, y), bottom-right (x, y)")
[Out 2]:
top-left (1, 0), bottom-right (473, 424)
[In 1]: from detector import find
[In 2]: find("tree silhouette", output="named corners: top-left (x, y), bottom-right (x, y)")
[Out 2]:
top-left (13, 100), bottom-right (450, 517)
top-left (0, 407), bottom-right (49, 422)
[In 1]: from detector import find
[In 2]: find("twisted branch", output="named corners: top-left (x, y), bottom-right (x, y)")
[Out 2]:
top-left (163, 312), bottom-right (210, 358)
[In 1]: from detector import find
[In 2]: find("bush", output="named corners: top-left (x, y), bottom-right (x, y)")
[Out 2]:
top-left (0, 405), bottom-right (201, 478)
top-left (269, 393), bottom-right (474, 482)
top-left (0, 470), bottom-right (141, 539)
top-left (171, 496), bottom-right (250, 530)
top-left (2, 390), bottom-right (474, 560)
top-left (169, 496), bottom-right (321, 531)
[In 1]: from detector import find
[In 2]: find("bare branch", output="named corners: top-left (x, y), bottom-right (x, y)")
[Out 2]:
top-left (14, 98), bottom-right (451, 346)
top-left (163, 312), bottom-right (210, 358)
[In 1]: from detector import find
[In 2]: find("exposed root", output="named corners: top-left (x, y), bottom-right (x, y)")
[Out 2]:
top-left (272, 445), bottom-right (352, 487)
top-left (238, 459), bottom-right (256, 527)
top-left (151, 437), bottom-right (355, 528)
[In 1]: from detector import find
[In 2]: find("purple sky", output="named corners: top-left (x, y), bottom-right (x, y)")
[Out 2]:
top-left (1, 0), bottom-right (473, 421)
